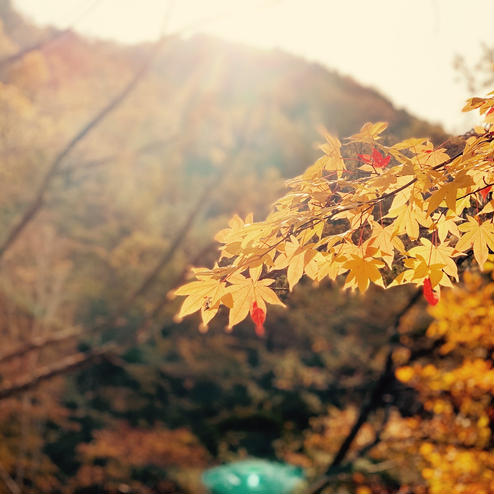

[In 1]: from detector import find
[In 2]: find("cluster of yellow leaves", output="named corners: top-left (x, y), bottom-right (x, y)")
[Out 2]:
top-left (173, 94), bottom-right (494, 330)
top-left (173, 258), bottom-right (285, 330)
top-left (426, 269), bottom-right (494, 353)
top-left (385, 408), bottom-right (493, 494)
top-left (419, 445), bottom-right (492, 494)
top-left (397, 359), bottom-right (493, 417)
top-left (394, 271), bottom-right (493, 494)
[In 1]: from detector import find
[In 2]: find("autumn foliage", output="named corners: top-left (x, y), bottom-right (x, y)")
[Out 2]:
top-left (172, 94), bottom-right (494, 493)
top-left (174, 94), bottom-right (494, 333)
top-left (0, 3), bottom-right (493, 492)
top-left (393, 270), bottom-right (494, 494)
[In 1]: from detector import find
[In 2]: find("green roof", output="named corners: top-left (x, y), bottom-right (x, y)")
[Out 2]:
top-left (202, 459), bottom-right (304, 494)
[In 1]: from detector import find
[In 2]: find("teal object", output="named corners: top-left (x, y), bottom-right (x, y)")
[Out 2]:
top-left (202, 459), bottom-right (304, 494)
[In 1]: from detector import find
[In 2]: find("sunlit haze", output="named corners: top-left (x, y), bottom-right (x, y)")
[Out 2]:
top-left (12, 0), bottom-right (494, 132)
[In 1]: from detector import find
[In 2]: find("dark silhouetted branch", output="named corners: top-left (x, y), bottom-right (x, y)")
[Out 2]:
top-left (353, 404), bottom-right (391, 460)
top-left (0, 344), bottom-right (117, 401)
top-left (307, 253), bottom-right (474, 494)
top-left (307, 288), bottom-right (422, 494)
top-left (0, 328), bottom-right (81, 365)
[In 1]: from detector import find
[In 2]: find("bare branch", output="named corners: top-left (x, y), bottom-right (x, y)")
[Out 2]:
top-left (0, 245), bottom-right (218, 400)
top-left (307, 289), bottom-right (421, 494)
top-left (0, 344), bottom-right (117, 401)
top-left (0, 30), bottom-right (68, 70)
top-left (307, 253), bottom-right (474, 494)
top-left (0, 328), bottom-right (81, 365)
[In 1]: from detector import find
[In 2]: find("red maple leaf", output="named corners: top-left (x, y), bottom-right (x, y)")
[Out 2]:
top-left (423, 278), bottom-right (439, 306)
top-left (480, 185), bottom-right (491, 201)
top-left (358, 148), bottom-right (391, 168)
top-left (250, 301), bottom-right (266, 337)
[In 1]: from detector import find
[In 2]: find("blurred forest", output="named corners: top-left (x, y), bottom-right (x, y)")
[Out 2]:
top-left (0, 1), bottom-right (492, 493)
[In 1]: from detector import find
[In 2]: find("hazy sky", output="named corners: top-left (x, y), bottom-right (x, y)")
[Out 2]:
top-left (12, 0), bottom-right (494, 133)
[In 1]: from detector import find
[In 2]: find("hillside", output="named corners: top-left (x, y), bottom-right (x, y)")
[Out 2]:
top-left (0, 3), bottom-right (457, 494)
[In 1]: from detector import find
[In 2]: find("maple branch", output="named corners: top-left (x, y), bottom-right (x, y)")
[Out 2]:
top-left (368, 131), bottom-right (494, 206)
top-left (457, 182), bottom-right (494, 201)
top-left (224, 135), bottom-right (491, 276)
top-left (328, 148), bottom-right (466, 214)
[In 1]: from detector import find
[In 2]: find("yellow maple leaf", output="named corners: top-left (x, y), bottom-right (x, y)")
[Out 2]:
top-left (455, 216), bottom-right (494, 269)
top-left (408, 238), bottom-right (459, 284)
top-left (426, 171), bottom-right (474, 215)
top-left (174, 276), bottom-right (227, 324)
top-left (348, 121), bottom-right (388, 143)
top-left (367, 220), bottom-right (405, 269)
top-left (392, 137), bottom-right (428, 151)
top-left (434, 212), bottom-right (461, 243)
top-left (343, 255), bottom-right (384, 292)
top-left (226, 274), bottom-right (285, 329)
